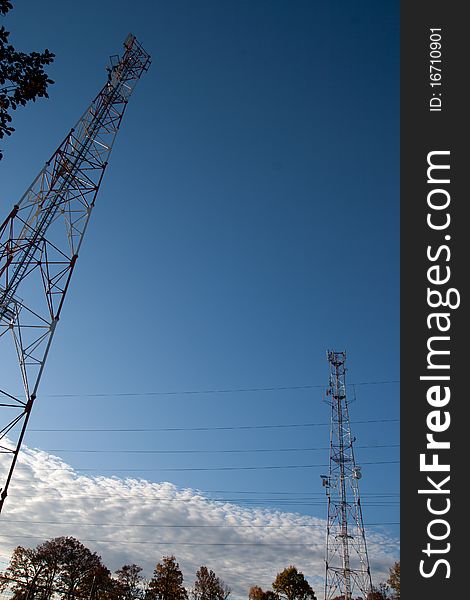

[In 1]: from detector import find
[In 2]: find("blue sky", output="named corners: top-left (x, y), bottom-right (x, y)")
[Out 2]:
top-left (0, 0), bottom-right (399, 596)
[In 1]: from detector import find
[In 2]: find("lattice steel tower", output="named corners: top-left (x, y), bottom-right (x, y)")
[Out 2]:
top-left (0, 34), bottom-right (150, 514)
top-left (322, 351), bottom-right (373, 600)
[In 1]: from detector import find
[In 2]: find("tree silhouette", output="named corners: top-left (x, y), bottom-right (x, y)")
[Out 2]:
top-left (46, 536), bottom-right (105, 600)
top-left (387, 562), bottom-right (400, 600)
top-left (248, 586), bottom-right (266, 600)
top-left (248, 586), bottom-right (277, 600)
top-left (0, 537), bottom-right (111, 600)
top-left (146, 556), bottom-right (187, 600)
top-left (0, 545), bottom-right (48, 600)
top-left (115, 565), bottom-right (145, 600)
top-left (272, 567), bottom-right (316, 600)
top-left (193, 566), bottom-right (230, 600)
top-left (0, 0), bottom-right (55, 159)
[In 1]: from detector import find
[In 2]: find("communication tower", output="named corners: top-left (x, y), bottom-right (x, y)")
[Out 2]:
top-left (0, 34), bottom-right (150, 514)
top-left (322, 350), bottom-right (373, 600)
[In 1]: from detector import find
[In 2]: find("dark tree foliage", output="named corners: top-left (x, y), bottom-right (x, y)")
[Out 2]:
top-left (0, 538), bottom-right (399, 600)
top-left (387, 562), bottom-right (400, 600)
top-left (272, 567), bottom-right (316, 600)
top-left (193, 566), bottom-right (230, 600)
top-left (146, 556), bottom-right (188, 600)
top-left (115, 564), bottom-right (145, 600)
top-left (85, 564), bottom-right (115, 600)
top-left (367, 592), bottom-right (386, 600)
top-left (0, 545), bottom-right (49, 600)
top-left (248, 587), bottom-right (266, 600)
top-left (0, 0), bottom-right (55, 159)
top-left (46, 536), bottom-right (107, 600)
top-left (0, 537), bottom-right (111, 600)
top-left (248, 587), bottom-right (277, 600)
top-left (368, 582), bottom-right (392, 600)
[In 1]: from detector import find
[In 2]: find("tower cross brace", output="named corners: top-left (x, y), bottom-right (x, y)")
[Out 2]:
top-left (0, 34), bottom-right (150, 514)
top-left (322, 350), bottom-right (373, 600)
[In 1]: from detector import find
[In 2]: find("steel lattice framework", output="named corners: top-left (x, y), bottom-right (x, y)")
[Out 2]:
top-left (0, 34), bottom-right (150, 514)
top-left (322, 351), bottom-right (373, 600)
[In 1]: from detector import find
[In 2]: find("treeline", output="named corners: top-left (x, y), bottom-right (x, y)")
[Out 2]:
top-left (0, 536), bottom-right (400, 600)
top-left (248, 561), bottom-right (400, 600)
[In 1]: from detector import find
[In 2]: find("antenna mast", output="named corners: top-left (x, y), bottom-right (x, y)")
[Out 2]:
top-left (0, 34), bottom-right (150, 514)
top-left (322, 350), bottom-right (373, 600)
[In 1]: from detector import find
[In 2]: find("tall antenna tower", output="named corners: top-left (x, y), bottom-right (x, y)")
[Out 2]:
top-left (0, 34), bottom-right (150, 514)
top-left (322, 350), bottom-right (373, 600)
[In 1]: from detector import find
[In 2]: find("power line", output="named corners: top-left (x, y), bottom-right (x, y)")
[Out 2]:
top-left (0, 498), bottom-right (399, 507)
top-left (5, 490), bottom-right (399, 500)
top-left (39, 380), bottom-right (399, 399)
top-left (0, 533), bottom-right (400, 546)
top-left (2, 498), bottom-right (399, 508)
top-left (39, 443), bottom-right (399, 454)
top-left (25, 418), bottom-right (399, 433)
top-left (8, 460), bottom-right (399, 472)
top-left (0, 519), bottom-right (400, 529)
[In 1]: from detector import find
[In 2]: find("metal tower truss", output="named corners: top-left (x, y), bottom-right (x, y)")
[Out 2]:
top-left (322, 351), bottom-right (373, 600)
top-left (0, 34), bottom-right (150, 513)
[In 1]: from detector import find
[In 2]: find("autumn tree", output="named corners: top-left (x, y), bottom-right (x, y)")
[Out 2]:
top-left (0, 0), bottom-right (55, 159)
top-left (115, 565), bottom-right (145, 600)
top-left (85, 563), bottom-right (115, 600)
top-left (146, 556), bottom-right (187, 600)
top-left (0, 545), bottom-right (49, 600)
top-left (48, 536), bottom-right (107, 600)
top-left (248, 587), bottom-right (266, 600)
top-left (248, 587), bottom-right (277, 600)
top-left (387, 562), bottom-right (400, 600)
top-left (0, 537), bottom-right (111, 600)
top-left (366, 581), bottom-right (393, 600)
top-left (367, 589), bottom-right (387, 600)
top-left (272, 567), bottom-right (316, 600)
top-left (193, 566), bottom-right (230, 600)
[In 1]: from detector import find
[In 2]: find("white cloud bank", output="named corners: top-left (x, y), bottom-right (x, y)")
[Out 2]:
top-left (0, 446), bottom-right (398, 600)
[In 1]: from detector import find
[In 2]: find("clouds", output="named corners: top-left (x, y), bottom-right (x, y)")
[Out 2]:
top-left (0, 446), bottom-right (398, 599)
